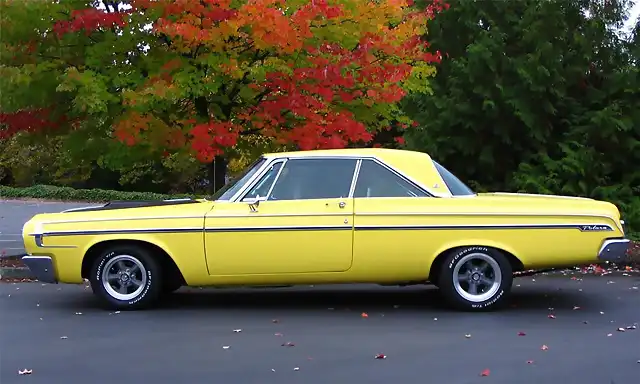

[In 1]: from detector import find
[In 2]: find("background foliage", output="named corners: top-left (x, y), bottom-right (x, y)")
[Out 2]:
top-left (0, 0), bottom-right (638, 238)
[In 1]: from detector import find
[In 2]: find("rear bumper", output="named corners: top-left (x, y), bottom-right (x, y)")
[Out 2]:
top-left (597, 239), bottom-right (631, 262)
top-left (21, 256), bottom-right (57, 283)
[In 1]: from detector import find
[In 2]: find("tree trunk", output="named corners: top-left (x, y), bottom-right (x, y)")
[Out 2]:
top-left (208, 155), bottom-right (227, 194)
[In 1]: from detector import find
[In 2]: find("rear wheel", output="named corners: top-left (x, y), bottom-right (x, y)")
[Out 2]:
top-left (89, 244), bottom-right (162, 310)
top-left (437, 246), bottom-right (513, 311)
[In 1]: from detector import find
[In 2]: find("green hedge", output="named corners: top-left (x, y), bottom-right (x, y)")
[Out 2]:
top-left (0, 185), bottom-right (199, 202)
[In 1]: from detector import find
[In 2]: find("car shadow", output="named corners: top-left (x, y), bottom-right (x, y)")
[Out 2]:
top-left (57, 280), bottom-right (610, 315)
top-left (150, 283), bottom-right (595, 314)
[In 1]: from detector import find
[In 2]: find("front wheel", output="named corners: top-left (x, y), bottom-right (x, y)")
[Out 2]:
top-left (89, 245), bottom-right (163, 310)
top-left (437, 246), bottom-right (513, 311)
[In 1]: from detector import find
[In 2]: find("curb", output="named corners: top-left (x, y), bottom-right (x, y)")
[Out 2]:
top-left (0, 255), bottom-right (36, 281)
top-left (0, 266), bottom-right (35, 280)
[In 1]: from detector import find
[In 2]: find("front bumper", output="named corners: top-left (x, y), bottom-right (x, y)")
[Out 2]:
top-left (597, 239), bottom-right (631, 262)
top-left (21, 256), bottom-right (57, 283)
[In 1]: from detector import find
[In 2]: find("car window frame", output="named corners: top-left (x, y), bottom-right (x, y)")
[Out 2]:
top-left (237, 157), bottom-right (359, 202)
top-left (240, 159), bottom-right (287, 202)
top-left (235, 156), bottom-right (434, 202)
top-left (352, 159), bottom-right (431, 199)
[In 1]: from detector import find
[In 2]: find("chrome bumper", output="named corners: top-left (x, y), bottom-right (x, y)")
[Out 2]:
top-left (597, 239), bottom-right (631, 262)
top-left (21, 256), bottom-right (57, 283)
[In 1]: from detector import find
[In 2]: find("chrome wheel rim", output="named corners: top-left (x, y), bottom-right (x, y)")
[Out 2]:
top-left (101, 255), bottom-right (147, 301)
top-left (452, 253), bottom-right (502, 303)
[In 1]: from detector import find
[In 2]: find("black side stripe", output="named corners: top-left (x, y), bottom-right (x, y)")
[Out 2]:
top-left (37, 223), bottom-right (613, 237)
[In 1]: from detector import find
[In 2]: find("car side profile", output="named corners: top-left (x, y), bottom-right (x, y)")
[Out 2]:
top-left (20, 148), bottom-right (630, 311)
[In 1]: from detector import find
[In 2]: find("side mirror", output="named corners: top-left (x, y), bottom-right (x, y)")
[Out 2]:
top-left (245, 195), bottom-right (266, 211)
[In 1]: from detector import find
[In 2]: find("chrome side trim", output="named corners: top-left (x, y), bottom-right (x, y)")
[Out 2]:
top-left (36, 227), bottom-right (203, 237)
top-left (62, 205), bottom-right (106, 213)
top-left (357, 211), bottom-right (618, 220)
top-left (36, 211), bottom-right (621, 223)
top-left (212, 212), bottom-right (346, 218)
top-left (355, 223), bottom-right (613, 231)
top-left (205, 225), bottom-right (351, 233)
top-left (39, 215), bottom-right (204, 225)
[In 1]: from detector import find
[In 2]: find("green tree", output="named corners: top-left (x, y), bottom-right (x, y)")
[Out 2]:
top-left (406, 0), bottom-right (640, 237)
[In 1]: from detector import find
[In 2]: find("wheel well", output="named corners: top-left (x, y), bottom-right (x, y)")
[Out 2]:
top-left (81, 240), bottom-right (185, 286)
top-left (428, 246), bottom-right (524, 285)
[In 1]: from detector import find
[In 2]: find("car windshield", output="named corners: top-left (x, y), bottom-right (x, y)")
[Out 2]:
top-left (432, 161), bottom-right (475, 196)
top-left (211, 157), bottom-right (267, 201)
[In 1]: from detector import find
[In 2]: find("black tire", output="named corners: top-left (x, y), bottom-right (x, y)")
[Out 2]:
top-left (437, 246), bottom-right (513, 311)
top-left (89, 244), bottom-right (163, 310)
top-left (161, 279), bottom-right (182, 295)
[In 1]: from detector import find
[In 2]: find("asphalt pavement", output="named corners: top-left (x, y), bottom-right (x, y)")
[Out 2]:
top-left (0, 200), bottom-right (88, 256)
top-left (1, 274), bottom-right (639, 384)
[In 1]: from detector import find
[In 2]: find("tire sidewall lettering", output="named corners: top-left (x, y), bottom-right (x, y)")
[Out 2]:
top-left (446, 246), bottom-right (506, 310)
top-left (95, 251), bottom-right (153, 305)
top-left (127, 269), bottom-right (152, 305)
top-left (447, 246), bottom-right (489, 269)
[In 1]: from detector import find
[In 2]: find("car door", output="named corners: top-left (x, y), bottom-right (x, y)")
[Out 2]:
top-left (352, 159), bottom-right (439, 280)
top-left (204, 157), bottom-right (358, 275)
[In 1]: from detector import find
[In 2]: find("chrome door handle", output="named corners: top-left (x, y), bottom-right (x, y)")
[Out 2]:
top-left (338, 201), bottom-right (346, 209)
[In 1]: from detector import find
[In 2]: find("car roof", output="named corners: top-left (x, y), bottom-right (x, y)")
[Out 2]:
top-left (262, 148), bottom-right (433, 161)
top-left (262, 148), bottom-right (451, 197)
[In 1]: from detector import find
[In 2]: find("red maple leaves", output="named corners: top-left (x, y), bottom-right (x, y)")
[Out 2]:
top-left (0, 108), bottom-right (65, 139)
top-left (53, 8), bottom-right (129, 38)
top-left (7, 0), bottom-right (449, 163)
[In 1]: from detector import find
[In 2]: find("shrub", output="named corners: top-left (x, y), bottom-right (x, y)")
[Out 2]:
top-left (0, 185), bottom-right (199, 202)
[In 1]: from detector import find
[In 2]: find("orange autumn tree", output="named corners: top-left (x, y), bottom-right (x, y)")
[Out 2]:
top-left (1, 0), bottom-right (445, 191)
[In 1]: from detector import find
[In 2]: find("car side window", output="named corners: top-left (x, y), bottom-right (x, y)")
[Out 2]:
top-left (268, 158), bottom-right (357, 200)
top-left (354, 160), bottom-right (429, 198)
top-left (242, 161), bottom-right (284, 201)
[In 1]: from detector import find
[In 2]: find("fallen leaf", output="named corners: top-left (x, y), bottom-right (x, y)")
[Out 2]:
top-left (465, 334), bottom-right (471, 338)
top-left (222, 346), bottom-right (230, 349)
top-left (18, 369), bottom-right (32, 375)
top-left (518, 331), bottom-right (526, 336)
top-left (374, 353), bottom-right (386, 359)
top-left (361, 312), bottom-right (369, 318)
top-left (233, 329), bottom-right (242, 333)
top-left (281, 342), bottom-right (295, 347)
top-left (626, 325), bottom-right (637, 330)
top-left (60, 336), bottom-right (68, 339)
top-left (293, 367), bottom-right (300, 371)
top-left (75, 312), bottom-right (83, 315)
top-left (607, 333), bottom-right (613, 337)
top-left (480, 369), bottom-right (490, 377)
top-left (573, 306), bottom-right (581, 310)
top-left (527, 360), bottom-right (535, 364)
top-left (600, 311), bottom-right (605, 315)
top-left (541, 345), bottom-right (549, 350)
top-left (271, 369), bottom-right (276, 372)
top-left (433, 317), bottom-right (438, 321)
top-left (272, 319), bottom-right (279, 323)
top-left (274, 332), bottom-right (283, 337)
top-left (617, 327), bottom-right (626, 332)
top-left (548, 314), bottom-right (556, 319)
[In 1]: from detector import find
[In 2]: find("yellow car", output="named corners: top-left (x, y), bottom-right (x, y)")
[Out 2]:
top-left (20, 148), bottom-right (630, 311)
